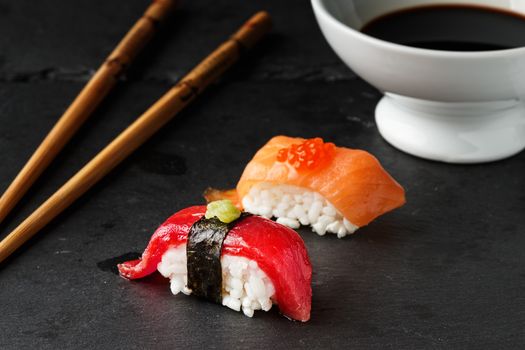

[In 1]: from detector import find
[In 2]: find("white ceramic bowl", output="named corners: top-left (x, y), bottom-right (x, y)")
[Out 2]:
top-left (312, 0), bottom-right (525, 163)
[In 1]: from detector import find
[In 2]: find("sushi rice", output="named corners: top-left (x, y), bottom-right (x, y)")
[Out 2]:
top-left (241, 182), bottom-right (359, 238)
top-left (158, 245), bottom-right (275, 318)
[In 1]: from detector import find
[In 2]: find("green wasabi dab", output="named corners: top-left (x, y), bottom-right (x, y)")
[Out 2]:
top-left (205, 200), bottom-right (241, 223)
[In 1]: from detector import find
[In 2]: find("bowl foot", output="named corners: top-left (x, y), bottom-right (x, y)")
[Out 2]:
top-left (375, 94), bottom-right (525, 163)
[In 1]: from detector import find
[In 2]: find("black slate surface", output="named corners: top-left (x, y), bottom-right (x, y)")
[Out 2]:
top-left (1, 0), bottom-right (524, 349)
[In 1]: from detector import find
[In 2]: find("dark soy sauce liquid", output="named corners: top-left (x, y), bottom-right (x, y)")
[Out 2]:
top-left (361, 5), bottom-right (525, 51)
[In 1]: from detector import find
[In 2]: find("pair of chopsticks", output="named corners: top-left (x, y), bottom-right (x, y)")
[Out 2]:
top-left (0, 1), bottom-right (272, 264)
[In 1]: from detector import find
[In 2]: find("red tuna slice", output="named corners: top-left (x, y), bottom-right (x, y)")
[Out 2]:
top-left (118, 205), bottom-right (312, 322)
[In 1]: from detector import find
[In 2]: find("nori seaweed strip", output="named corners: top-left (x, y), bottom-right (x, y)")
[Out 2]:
top-left (186, 213), bottom-right (251, 304)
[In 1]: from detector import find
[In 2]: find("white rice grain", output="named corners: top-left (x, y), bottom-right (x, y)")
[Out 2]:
top-left (242, 183), bottom-right (359, 237)
top-left (157, 245), bottom-right (275, 318)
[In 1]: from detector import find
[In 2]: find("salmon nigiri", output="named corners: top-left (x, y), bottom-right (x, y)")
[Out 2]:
top-left (206, 136), bottom-right (405, 238)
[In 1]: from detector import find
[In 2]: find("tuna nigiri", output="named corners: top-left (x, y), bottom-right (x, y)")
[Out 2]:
top-left (118, 201), bottom-right (312, 321)
top-left (206, 136), bottom-right (405, 238)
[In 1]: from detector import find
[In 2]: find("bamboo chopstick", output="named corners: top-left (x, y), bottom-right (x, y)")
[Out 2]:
top-left (0, 11), bottom-right (272, 264)
top-left (0, 0), bottom-right (177, 225)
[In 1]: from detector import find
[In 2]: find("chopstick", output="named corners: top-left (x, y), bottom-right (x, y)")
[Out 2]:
top-left (0, 0), bottom-right (177, 225)
top-left (0, 11), bottom-right (272, 264)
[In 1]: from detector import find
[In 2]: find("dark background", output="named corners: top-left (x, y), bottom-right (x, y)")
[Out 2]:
top-left (1, 0), bottom-right (524, 349)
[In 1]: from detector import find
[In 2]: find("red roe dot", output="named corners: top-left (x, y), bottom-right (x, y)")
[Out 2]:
top-left (276, 137), bottom-right (336, 172)
top-left (277, 148), bottom-right (288, 162)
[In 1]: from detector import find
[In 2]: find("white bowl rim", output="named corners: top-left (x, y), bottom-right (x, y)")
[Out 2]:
top-left (312, 0), bottom-right (525, 58)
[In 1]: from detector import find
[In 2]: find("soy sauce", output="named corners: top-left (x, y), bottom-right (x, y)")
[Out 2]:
top-left (361, 5), bottom-right (525, 51)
